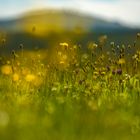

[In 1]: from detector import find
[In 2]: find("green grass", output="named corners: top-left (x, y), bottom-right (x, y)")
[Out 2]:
top-left (0, 33), bottom-right (140, 140)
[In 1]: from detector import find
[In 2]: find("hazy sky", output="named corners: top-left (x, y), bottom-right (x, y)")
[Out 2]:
top-left (0, 0), bottom-right (140, 27)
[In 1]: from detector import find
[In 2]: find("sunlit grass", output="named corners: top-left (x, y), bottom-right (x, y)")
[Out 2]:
top-left (0, 32), bottom-right (140, 140)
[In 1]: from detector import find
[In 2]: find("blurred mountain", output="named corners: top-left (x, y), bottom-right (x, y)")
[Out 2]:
top-left (0, 9), bottom-right (139, 55)
top-left (0, 9), bottom-right (138, 34)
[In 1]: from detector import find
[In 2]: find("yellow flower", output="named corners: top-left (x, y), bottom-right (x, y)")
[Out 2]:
top-left (93, 71), bottom-right (99, 75)
top-left (59, 42), bottom-right (69, 49)
top-left (1, 65), bottom-right (12, 75)
top-left (12, 73), bottom-right (19, 82)
top-left (6, 61), bottom-right (11, 64)
top-left (118, 58), bottom-right (125, 65)
top-left (59, 42), bottom-right (68, 47)
top-left (59, 61), bottom-right (65, 65)
top-left (101, 71), bottom-right (106, 75)
top-left (25, 74), bottom-right (35, 82)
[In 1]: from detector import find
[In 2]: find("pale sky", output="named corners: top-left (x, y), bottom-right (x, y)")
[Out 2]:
top-left (0, 0), bottom-right (140, 27)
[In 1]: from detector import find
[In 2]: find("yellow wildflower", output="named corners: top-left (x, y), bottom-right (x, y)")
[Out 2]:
top-left (1, 65), bottom-right (12, 75)
top-left (101, 71), bottom-right (106, 75)
top-left (25, 74), bottom-right (36, 82)
top-left (60, 42), bottom-right (68, 47)
top-left (12, 73), bottom-right (19, 82)
top-left (118, 58), bottom-right (125, 65)
top-left (60, 42), bottom-right (69, 49)
top-left (6, 61), bottom-right (11, 64)
top-left (93, 71), bottom-right (99, 75)
top-left (59, 61), bottom-right (65, 65)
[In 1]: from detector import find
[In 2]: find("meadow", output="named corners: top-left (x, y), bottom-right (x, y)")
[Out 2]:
top-left (0, 31), bottom-right (140, 140)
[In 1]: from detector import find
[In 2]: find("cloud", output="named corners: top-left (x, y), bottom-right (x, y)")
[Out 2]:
top-left (0, 0), bottom-right (140, 27)
top-left (72, 0), bottom-right (140, 27)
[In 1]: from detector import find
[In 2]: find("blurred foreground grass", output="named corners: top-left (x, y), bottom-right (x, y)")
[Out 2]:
top-left (0, 33), bottom-right (140, 140)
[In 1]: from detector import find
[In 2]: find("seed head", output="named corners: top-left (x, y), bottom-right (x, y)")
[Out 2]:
top-left (106, 66), bottom-right (110, 71)
top-left (110, 42), bottom-right (115, 47)
top-left (116, 69), bottom-right (122, 75)
top-left (137, 33), bottom-right (140, 39)
top-left (19, 44), bottom-right (24, 49)
top-left (112, 70), bottom-right (116, 75)
top-left (1, 38), bottom-right (6, 45)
